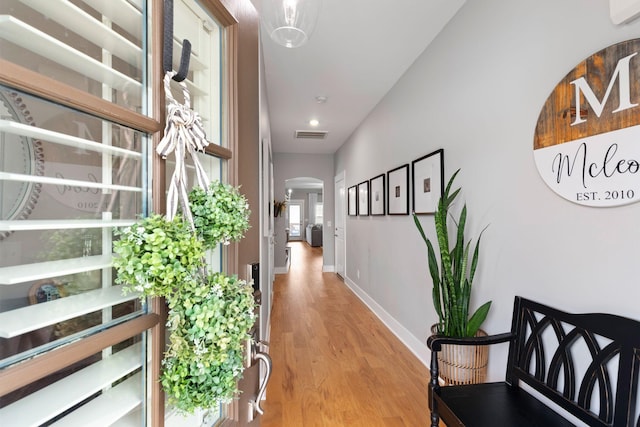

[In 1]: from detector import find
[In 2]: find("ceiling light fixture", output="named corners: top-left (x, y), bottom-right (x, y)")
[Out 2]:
top-left (309, 119), bottom-right (319, 127)
top-left (261, 0), bottom-right (322, 48)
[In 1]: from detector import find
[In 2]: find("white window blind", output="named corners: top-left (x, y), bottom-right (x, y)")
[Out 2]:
top-left (0, 0), bottom-right (152, 425)
top-left (0, 0), bottom-right (146, 113)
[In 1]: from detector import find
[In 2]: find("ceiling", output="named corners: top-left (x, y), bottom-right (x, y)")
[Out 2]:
top-left (285, 177), bottom-right (323, 191)
top-left (250, 0), bottom-right (466, 154)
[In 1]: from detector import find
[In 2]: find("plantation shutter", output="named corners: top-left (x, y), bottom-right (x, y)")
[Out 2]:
top-left (0, 1), bottom-right (156, 425)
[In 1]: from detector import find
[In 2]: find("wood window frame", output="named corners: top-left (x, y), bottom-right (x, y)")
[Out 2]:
top-left (0, 314), bottom-right (159, 397)
top-left (0, 1), bottom-right (240, 424)
top-left (0, 16), bottom-right (161, 427)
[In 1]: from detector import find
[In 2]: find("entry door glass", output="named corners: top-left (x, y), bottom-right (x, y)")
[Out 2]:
top-left (164, 0), bottom-right (225, 425)
top-left (288, 201), bottom-right (303, 239)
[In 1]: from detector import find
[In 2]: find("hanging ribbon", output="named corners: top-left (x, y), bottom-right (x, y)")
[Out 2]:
top-left (157, 71), bottom-right (211, 226)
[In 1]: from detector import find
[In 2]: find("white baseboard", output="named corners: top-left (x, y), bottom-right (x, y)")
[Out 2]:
top-left (275, 264), bottom-right (334, 273)
top-left (343, 276), bottom-right (429, 368)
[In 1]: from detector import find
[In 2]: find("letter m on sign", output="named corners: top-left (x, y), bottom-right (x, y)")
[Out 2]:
top-left (570, 52), bottom-right (639, 126)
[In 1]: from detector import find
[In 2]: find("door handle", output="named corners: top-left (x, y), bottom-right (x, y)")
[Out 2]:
top-left (252, 352), bottom-right (272, 415)
top-left (247, 350), bottom-right (272, 420)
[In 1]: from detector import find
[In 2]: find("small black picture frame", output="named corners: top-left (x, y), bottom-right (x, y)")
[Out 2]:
top-left (357, 180), bottom-right (369, 216)
top-left (369, 174), bottom-right (385, 216)
top-left (348, 185), bottom-right (358, 216)
top-left (387, 164), bottom-right (409, 215)
top-left (412, 149), bottom-right (444, 214)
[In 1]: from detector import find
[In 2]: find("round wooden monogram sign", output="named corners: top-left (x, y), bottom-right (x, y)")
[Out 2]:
top-left (534, 39), bottom-right (640, 207)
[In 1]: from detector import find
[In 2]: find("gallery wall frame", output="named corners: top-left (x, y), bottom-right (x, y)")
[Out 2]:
top-left (412, 149), bottom-right (444, 214)
top-left (369, 174), bottom-right (385, 215)
top-left (358, 180), bottom-right (369, 216)
top-left (387, 164), bottom-right (410, 215)
top-left (348, 185), bottom-right (358, 216)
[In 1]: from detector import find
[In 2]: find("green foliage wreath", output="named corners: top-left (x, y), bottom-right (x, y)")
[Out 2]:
top-left (189, 181), bottom-right (250, 249)
top-left (113, 214), bottom-right (205, 299)
top-left (162, 273), bottom-right (256, 412)
top-left (113, 182), bottom-right (255, 414)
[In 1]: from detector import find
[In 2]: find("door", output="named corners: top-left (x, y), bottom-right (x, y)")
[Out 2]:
top-left (287, 200), bottom-right (304, 241)
top-left (334, 172), bottom-right (346, 278)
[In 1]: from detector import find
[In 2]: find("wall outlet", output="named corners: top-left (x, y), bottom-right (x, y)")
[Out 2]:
top-left (357, 269), bottom-right (360, 279)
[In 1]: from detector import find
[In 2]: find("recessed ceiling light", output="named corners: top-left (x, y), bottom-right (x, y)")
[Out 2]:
top-left (309, 119), bottom-right (319, 127)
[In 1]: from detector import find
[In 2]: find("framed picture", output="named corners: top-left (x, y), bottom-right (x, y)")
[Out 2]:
top-left (387, 164), bottom-right (409, 215)
top-left (348, 185), bottom-right (358, 216)
top-left (358, 180), bottom-right (369, 216)
top-left (412, 149), bottom-right (444, 214)
top-left (369, 174), bottom-right (385, 215)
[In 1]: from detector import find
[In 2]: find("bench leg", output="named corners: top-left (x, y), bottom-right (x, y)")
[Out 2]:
top-left (429, 352), bottom-right (441, 427)
top-left (431, 410), bottom-right (440, 427)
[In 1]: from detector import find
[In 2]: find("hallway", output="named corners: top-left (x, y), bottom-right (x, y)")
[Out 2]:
top-left (262, 242), bottom-right (430, 426)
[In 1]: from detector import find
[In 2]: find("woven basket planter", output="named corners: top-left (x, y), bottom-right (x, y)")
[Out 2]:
top-left (431, 327), bottom-right (489, 386)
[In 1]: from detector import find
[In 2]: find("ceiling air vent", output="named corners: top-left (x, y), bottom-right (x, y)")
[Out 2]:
top-left (294, 130), bottom-right (328, 140)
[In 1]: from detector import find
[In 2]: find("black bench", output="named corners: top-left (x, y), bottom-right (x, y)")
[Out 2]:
top-left (427, 296), bottom-right (640, 427)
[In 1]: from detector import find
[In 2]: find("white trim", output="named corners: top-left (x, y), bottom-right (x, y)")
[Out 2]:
top-left (343, 275), bottom-right (429, 367)
top-left (0, 285), bottom-right (138, 338)
top-left (0, 255), bottom-right (113, 286)
top-left (1, 344), bottom-right (142, 426)
top-left (274, 266), bottom-right (289, 274)
top-left (0, 121), bottom-right (142, 158)
top-left (0, 219), bottom-right (135, 231)
top-left (0, 16), bottom-right (142, 95)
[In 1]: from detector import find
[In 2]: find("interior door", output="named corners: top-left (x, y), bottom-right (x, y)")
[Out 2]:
top-left (334, 172), bottom-right (346, 278)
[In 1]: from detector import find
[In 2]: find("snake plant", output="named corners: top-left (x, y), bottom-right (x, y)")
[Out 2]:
top-left (413, 169), bottom-right (491, 338)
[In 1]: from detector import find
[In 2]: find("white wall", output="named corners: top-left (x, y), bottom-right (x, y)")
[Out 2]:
top-left (335, 0), bottom-right (640, 380)
top-left (273, 153), bottom-right (335, 270)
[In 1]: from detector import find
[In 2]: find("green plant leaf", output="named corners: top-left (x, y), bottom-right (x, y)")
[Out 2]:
top-left (466, 301), bottom-right (492, 337)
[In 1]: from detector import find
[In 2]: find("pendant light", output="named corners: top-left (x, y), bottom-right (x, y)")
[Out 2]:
top-left (261, 0), bottom-right (322, 48)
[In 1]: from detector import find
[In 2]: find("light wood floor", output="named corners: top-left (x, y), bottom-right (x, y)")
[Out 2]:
top-left (261, 242), bottom-right (431, 427)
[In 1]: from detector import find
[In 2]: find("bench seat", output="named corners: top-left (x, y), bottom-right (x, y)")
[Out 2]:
top-left (435, 383), bottom-right (575, 427)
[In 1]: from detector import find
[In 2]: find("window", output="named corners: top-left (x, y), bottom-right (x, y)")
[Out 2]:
top-left (163, 2), bottom-right (228, 424)
top-left (0, 0), bottom-right (155, 425)
top-left (0, 0), bottom-right (241, 424)
top-left (315, 202), bottom-right (324, 225)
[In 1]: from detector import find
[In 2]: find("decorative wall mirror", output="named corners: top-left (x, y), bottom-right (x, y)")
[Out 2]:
top-left (0, 88), bottom-right (44, 240)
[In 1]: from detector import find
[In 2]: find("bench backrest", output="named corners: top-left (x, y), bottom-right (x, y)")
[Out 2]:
top-left (506, 296), bottom-right (640, 427)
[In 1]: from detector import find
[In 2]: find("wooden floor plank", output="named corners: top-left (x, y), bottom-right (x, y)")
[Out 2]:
top-left (261, 242), bottom-right (431, 427)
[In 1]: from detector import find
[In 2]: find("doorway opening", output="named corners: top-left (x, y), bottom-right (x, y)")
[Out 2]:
top-left (284, 177), bottom-right (324, 248)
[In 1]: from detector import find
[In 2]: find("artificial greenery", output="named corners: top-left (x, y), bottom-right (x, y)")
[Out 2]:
top-left (189, 181), bottom-right (250, 249)
top-left (113, 214), bottom-right (205, 299)
top-left (162, 272), bottom-right (256, 412)
top-left (413, 169), bottom-right (491, 338)
top-left (113, 181), bottom-right (256, 414)
top-left (273, 199), bottom-right (286, 217)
